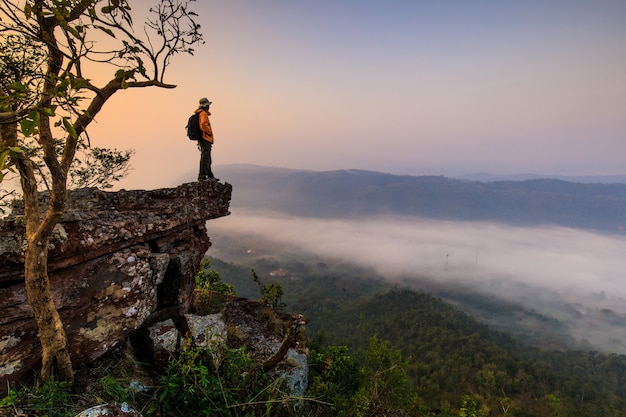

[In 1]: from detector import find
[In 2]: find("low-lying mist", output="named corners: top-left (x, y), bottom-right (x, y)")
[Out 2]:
top-left (208, 210), bottom-right (626, 353)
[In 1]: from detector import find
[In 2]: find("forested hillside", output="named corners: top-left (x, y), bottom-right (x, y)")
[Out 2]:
top-left (321, 289), bottom-right (626, 416)
top-left (209, 253), bottom-right (626, 416)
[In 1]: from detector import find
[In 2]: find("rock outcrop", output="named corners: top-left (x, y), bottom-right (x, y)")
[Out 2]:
top-left (145, 300), bottom-right (309, 399)
top-left (0, 180), bottom-right (231, 389)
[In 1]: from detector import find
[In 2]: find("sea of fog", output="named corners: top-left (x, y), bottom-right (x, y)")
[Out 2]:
top-left (207, 210), bottom-right (626, 353)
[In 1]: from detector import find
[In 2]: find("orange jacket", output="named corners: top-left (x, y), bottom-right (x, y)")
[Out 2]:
top-left (196, 109), bottom-right (214, 143)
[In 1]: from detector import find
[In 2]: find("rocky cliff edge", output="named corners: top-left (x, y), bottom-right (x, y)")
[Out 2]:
top-left (0, 180), bottom-right (232, 388)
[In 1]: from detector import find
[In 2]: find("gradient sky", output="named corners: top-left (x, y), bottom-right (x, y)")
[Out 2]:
top-left (86, 0), bottom-right (626, 190)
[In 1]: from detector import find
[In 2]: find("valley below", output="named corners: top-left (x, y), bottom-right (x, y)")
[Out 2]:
top-left (206, 213), bottom-right (626, 354)
top-left (209, 164), bottom-right (626, 355)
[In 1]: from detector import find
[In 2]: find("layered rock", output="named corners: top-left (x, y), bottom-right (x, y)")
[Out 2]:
top-left (0, 180), bottom-right (231, 388)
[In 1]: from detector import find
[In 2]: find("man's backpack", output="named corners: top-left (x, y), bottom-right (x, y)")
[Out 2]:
top-left (186, 112), bottom-right (203, 141)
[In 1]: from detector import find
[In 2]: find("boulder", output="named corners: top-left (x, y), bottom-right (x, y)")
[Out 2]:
top-left (147, 313), bottom-right (227, 368)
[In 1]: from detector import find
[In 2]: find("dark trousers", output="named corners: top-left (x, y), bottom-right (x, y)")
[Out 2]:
top-left (198, 139), bottom-right (214, 179)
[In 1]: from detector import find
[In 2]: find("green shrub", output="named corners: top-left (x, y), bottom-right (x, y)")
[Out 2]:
top-left (306, 335), bottom-right (425, 417)
top-left (307, 344), bottom-right (360, 417)
top-left (194, 258), bottom-right (236, 314)
top-left (156, 344), bottom-right (297, 417)
top-left (252, 270), bottom-right (286, 312)
top-left (196, 258), bottom-right (236, 295)
top-left (0, 379), bottom-right (74, 417)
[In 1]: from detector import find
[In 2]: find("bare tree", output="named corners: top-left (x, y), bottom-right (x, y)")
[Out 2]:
top-left (0, 0), bottom-right (203, 383)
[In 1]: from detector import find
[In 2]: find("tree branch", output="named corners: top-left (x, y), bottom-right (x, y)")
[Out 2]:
top-left (68, 0), bottom-right (98, 22)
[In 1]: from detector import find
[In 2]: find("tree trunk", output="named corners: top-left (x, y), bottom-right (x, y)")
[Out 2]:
top-left (12, 124), bottom-right (74, 383)
top-left (23, 235), bottom-right (74, 383)
top-left (2, 89), bottom-right (75, 383)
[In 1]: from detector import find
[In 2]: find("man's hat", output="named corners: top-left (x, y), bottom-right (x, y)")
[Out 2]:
top-left (198, 97), bottom-right (212, 108)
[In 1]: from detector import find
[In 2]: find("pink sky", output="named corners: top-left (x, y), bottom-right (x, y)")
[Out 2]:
top-left (85, 1), bottom-right (626, 190)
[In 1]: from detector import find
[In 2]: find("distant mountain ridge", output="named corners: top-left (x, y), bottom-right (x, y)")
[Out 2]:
top-left (459, 172), bottom-right (626, 184)
top-left (218, 164), bottom-right (626, 232)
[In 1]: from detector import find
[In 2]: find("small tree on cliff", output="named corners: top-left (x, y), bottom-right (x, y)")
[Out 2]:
top-left (0, 0), bottom-right (203, 383)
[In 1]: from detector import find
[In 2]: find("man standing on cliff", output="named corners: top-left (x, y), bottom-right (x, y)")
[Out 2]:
top-left (196, 97), bottom-right (218, 181)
